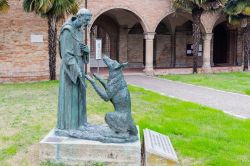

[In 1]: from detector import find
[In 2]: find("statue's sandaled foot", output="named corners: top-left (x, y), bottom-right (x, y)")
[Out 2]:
top-left (78, 122), bottom-right (98, 131)
top-left (54, 128), bottom-right (70, 137)
top-left (55, 125), bottom-right (138, 143)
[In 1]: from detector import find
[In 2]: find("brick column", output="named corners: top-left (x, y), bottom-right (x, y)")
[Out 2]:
top-left (202, 33), bottom-right (213, 73)
top-left (144, 32), bottom-right (155, 75)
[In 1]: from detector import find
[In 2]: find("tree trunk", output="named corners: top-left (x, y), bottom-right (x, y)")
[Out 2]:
top-left (243, 24), bottom-right (250, 71)
top-left (48, 15), bottom-right (57, 80)
top-left (192, 9), bottom-right (202, 73)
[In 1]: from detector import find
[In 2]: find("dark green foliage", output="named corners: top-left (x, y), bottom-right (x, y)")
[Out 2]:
top-left (23, 0), bottom-right (79, 17)
top-left (224, 0), bottom-right (250, 71)
top-left (224, 0), bottom-right (250, 26)
top-left (224, 0), bottom-right (250, 17)
top-left (0, 0), bottom-right (9, 13)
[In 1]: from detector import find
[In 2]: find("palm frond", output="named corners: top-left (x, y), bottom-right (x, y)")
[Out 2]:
top-left (228, 15), bottom-right (242, 25)
top-left (242, 6), bottom-right (250, 16)
top-left (225, 0), bottom-right (250, 16)
top-left (0, 0), bottom-right (9, 13)
top-left (173, 0), bottom-right (226, 13)
top-left (23, 0), bottom-right (80, 18)
top-left (224, 0), bottom-right (250, 27)
top-left (201, 1), bottom-right (223, 10)
top-left (47, 0), bottom-right (79, 17)
top-left (23, 0), bottom-right (53, 15)
top-left (36, 0), bottom-right (53, 13)
top-left (190, 0), bottom-right (206, 7)
top-left (173, 0), bottom-right (195, 13)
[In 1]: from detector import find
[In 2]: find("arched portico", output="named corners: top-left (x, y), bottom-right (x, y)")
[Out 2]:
top-left (212, 22), bottom-right (239, 66)
top-left (201, 12), bottom-right (241, 72)
top-left (89, 7), bottom-right (149, 33)
top-left (1, 0), bottom-right (245, 83)
top-left (86, 3), bottom-right (242, 74)
top-left (89, 8), bottom-right (147, 70)
top-left (201, 14), bottom-right (241, 71)
top-left (153, 12), bottom-right (204, 69)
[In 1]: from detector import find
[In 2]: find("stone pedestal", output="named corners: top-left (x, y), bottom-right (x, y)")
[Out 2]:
top-left (40, 129), bottom-right (141, 166)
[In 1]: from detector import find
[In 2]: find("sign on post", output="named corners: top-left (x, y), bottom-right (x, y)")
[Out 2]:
top-left (96, 39), bottom-right (102, 60)
top-left (95, 39), bottom-right (102, 74)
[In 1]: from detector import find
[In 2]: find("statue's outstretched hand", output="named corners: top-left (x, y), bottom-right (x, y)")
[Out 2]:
top-left (93, 73), bottom-right (101, 80)
top-left (80, 43), bottom-right (89, 56)
top-left (85, 75), bottom-right (95, 84)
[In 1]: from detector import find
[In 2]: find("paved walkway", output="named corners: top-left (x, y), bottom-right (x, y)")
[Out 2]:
top-left (125, 75), bottom-right (250, 119)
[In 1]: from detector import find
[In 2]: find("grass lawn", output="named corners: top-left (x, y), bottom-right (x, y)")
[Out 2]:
top-left (0, 81), bottom-right (250, 165)
top-left (160, 72), bottom-right (250, 95)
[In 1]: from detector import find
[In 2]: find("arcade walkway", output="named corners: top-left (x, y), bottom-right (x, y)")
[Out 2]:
top-left (125, 75), bottom-right (250, 119)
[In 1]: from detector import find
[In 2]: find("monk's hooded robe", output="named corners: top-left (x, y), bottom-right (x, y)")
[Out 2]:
top-left (57, 17), bottom-right (89, 130)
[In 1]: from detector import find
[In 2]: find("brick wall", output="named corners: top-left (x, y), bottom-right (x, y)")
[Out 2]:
top-left (175, 33), bottom-right (203, 67)
top-left (0, 0), bottom-right (65, 83)
top-left (155, 35), bottom-right (171, 68)
top-left (127, 34), bottom-right (144, 68)
top-left (0, 0), bottom-right (51, 82)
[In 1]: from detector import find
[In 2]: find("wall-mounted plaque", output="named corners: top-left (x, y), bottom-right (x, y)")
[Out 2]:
top-left (31, 34), bottom-right (43, 43)
top-left (186, 44), bottom-right (193, 56)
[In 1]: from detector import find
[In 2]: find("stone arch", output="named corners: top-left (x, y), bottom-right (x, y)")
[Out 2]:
top-left (128, 23), bottom-right (144, 34)
top-left (90, 15), bottom-right (119, 61)
top-left (89, 6), bottom-right (149, 33)
top-left (201, 10), bottom-right (222, 33)
top-left (176, 20), bottom-right (193, 33)
top-left (153, 11), bottom-right (203, 68)
top-left (89, 7), bottom-right (147, 68)
top-left (152, 11), bottom-right (175, 32)
top-left (156, 22), bottom-right (172, 34)
top-left (213, 15), bottom-right (227, 30)
top-left (153, 11), bottom-right (206, 33)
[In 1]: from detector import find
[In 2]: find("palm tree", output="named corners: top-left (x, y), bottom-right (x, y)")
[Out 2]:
top-left (224, 0), bottom-right (250, 71)
top-left (173, 0), bottom-right (227, 73)
top-left (23, 0), bottom-right (79, 80)
top-left (0, 0), bottom-right (9, 13)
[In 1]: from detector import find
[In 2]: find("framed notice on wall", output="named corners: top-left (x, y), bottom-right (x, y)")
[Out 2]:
top-left (186, 44), bottom-right (203, 56)
top-left (186, 44), bottom-right (193, 56)
top-left (95, 39), bottom-right (102, 60)
top-left (198, 44), bottom-right (203, 56)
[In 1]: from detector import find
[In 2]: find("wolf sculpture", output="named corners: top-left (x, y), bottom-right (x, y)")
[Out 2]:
top-left (86, 56), bottom-right (138, 136)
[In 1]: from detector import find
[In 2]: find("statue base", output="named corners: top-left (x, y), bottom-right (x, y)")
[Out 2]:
top-left (54, 124), bottom-right (138, 143)
top-left (40, 128), bottom-right (141, 166)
